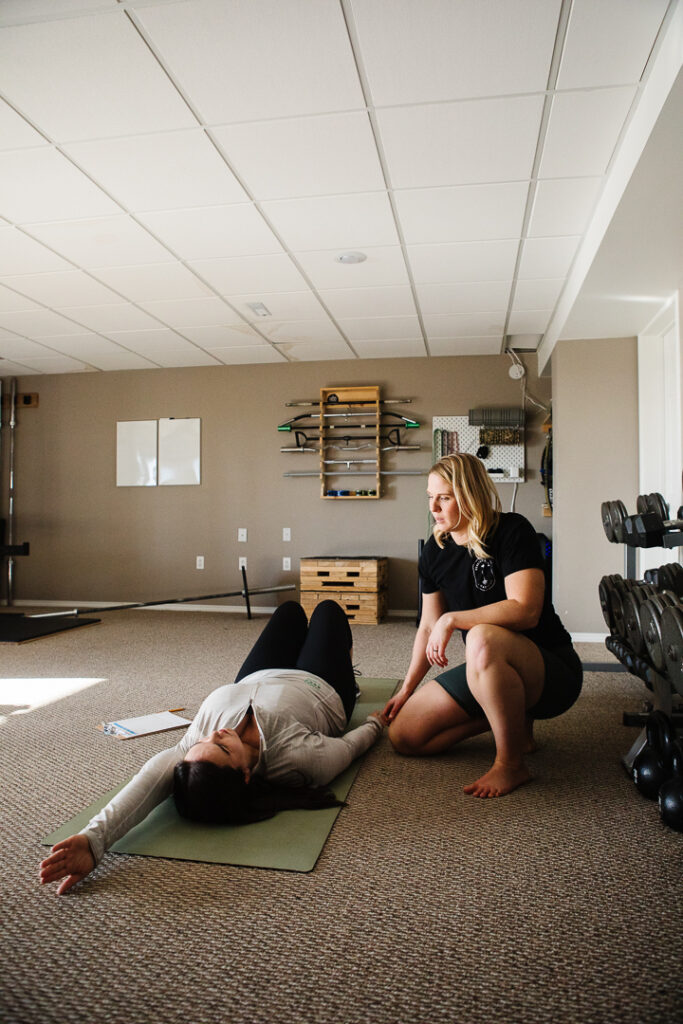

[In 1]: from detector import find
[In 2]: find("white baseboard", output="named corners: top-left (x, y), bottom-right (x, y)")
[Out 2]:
top-left (570, 632), bottom-right (608, 643)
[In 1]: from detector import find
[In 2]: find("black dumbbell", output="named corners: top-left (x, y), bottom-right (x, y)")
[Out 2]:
top-left (658, 740), bottom-right (683, 832)
top-left (632, 711), bottom-right (676, 799)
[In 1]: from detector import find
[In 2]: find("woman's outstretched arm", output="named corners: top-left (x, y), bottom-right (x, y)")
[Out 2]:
top-left (383, 591), bottom-right (446, 721)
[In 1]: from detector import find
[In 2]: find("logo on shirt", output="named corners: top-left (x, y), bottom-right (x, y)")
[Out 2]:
top-left (472, 558), bottom-right (496, 592)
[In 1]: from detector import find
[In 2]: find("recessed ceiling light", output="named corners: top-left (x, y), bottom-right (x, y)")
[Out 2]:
top-left (335, 251), bottom-right (367, 264)
top-left (246, 301), bottom-right (272, 317)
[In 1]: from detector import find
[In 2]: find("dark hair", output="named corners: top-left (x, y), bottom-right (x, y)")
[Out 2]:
top-left (173, 761), bottom-right (344, 825)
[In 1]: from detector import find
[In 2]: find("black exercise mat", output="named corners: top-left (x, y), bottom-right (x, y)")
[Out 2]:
top-left (0, 613), bottom-right (100, 643)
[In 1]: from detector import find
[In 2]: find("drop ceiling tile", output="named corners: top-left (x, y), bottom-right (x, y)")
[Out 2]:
top-left (0, 336), bottom-right (58, 359)
top-left (557, 0), bottom-right (669, 89)
top-left (0, 11), bottom-right (195, 141)
top-left (416, 281), bottom-right (512, 315)
top-left (0, 227), bottom-right (72, 274)
top-left (0, 284), bottom-right (40, 312)
top-left (92, 263), bottom-right (212, 302)
top-left (408, 240), bottom-right (519, 284)
top-left (227, 292), bottom-right (326, 323)
top-left (319, 286), bottom-right (417, 319)
top-left (294, 247), bottom-right (410, 290)
top-left (188, 254), bottom-right (307, 295)
top-left (337, 315), bottom-right (422, 341)
top-left (0, 100), bottom-right (48, 149)
top-left (259, 319), bottom-right (346, 345)
top-left (528, 178), bottom-right (602, 237)
top-left (0, 307), bottom-right (87, 337)
top-left (539, 87), bottom-right (636, 178)
top-left (512, 278), bottom-right (565, 311)
top-left (60, 304), bottom-right (163, 333)
top-left (141, 349), bottom-right (222, 368)
top-left (10, 354), bottom-right (90, 373)
top-left (422, 312), bottom-right (506, 338)
top-left (352, 339), bottom-right (427, 358)
top-left (0, 1), bottom-right (115, 25)
top-left (209, 345), bottom-right (286, 365)
top-left (64, 131), bottom-right (248, 212)
top-left (25, 216), bottom-right (174, 268)
top-left (274, 340), bottom-right (354, 362)
top-left (37, 333), bottom-right (124, 360)
top-left (137, 205), bottom-right (282, 260)
top-left (507, 310), bottom-right (552, 334)
top-left (2, 270), bottom-right (121, 307)
top-left (138, 296), bottom-right (240, 328)
top-left (518, 236), bottom-right (580, 279)
top-left (428, 336), bottom-right (502, 356)
top-left (178, 324), bottom-right (268, 348)
top-left (0, 360), bottom-right (41, 376)
top-left (105, 328), bottom-right (208, 354)
top-left (394, 182), bottom-right (528, 244)
top-left (377, 95), bottom-right (545, 189)
top-left (0, 148), bottom-right (117, 224)
top-left (136, 0), bottom-right (364, 123)
top-left (350, 0), bottom-right (561, 104)
top-left (0, 326), bottom-right (24, 342)
top-left (261, 193), bottom-right (399, 251)
top-left (213, 112), bottom-right (384, 200)
top-left (81, 352), bottom-right (160, 370)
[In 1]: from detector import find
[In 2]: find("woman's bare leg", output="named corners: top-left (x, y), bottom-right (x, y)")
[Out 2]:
top-left (462, 624), bottom-right (545, 798)
top-left (388, 680), bottom-right (488, 755)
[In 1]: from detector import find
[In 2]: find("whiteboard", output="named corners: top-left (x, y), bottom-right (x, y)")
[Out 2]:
top-left (116, 420), bottom-right (157, 487)
top-left (158, 417), bottom-right (201, 486)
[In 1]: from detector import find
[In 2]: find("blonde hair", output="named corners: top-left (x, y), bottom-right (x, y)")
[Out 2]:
top-left (429, 453), bottom-right (501, 558)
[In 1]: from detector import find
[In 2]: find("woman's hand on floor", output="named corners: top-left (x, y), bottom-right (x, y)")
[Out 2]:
top-left (382, 688), bottom-right (411, 721)
top-left (39, 834), bottom-right (95, 895)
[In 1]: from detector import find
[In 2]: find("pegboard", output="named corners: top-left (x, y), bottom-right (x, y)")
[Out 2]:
top-left (432, 416), bottom-right (524, 484)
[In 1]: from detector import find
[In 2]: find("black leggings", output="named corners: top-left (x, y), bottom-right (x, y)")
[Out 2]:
top-left (234, 600), bottom-right (357, 720)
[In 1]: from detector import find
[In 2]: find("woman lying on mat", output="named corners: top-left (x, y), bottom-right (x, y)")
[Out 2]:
top-left (383, 453), bottom-right (582, 799)
top-left (40, 599), bottom-right (386, 894)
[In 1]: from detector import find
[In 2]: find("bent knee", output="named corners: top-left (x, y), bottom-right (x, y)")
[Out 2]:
top-left (388, 718), bottom-right (422, 756)
top-left (465, 623), bottom-right (511, 669)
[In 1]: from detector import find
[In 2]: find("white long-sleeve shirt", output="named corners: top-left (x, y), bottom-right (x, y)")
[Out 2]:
top-left (82, 668), bottom-right (383, 863)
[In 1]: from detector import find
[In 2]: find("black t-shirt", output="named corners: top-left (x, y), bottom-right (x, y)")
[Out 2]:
top-left (419, 512), bottom-right (571, 649)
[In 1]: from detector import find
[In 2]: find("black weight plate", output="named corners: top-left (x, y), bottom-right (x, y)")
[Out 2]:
top-left (610, 582), bottom-right (627, 638)
top-left (661, 604), bottom-right (683, 697)
top-left (648, 492), bottom-right (669, 521)
top-left (598, 577), bottom-right (615, 631)
top-left (601, 501), bottom-right (615, 542)
top-left (636, 494), bottom-right (650, 514)
top-left (623, 591), bottom-right (645, 654)
top-left (610, 500), bottom-right (628, 543)
top-left (640, 599), bottom-right (665, 671)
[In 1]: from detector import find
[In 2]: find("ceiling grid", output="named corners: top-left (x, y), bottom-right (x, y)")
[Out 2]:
top-left (0, 0), bottom-right (678, 376)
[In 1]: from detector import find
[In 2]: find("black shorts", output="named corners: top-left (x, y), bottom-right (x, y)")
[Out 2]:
top-left (435, 643), bottom-right (583, 721)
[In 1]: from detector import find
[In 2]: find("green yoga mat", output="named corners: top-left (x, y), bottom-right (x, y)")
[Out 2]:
top-left (43, 678), bottom-right (398, 873)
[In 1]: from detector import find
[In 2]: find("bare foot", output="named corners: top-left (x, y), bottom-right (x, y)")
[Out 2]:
top-left (463, 759), bottom-right (531, 798)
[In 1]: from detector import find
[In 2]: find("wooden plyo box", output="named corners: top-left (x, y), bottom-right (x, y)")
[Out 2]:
top-left (299, 557), bottom-right (388, 624)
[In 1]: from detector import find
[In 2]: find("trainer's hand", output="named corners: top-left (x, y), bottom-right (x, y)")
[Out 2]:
top-left (425, 615), bottom-right (454, 668)
top-left (369, 709), bottom-right (389, 729)
top-left (39, 834), bottom-right (95, 895)
top-left (383, 688), bottom-right (411, 722)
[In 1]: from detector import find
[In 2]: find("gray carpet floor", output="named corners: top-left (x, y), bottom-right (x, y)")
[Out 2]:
top-left (1, 608), bottom-right (682, 1024)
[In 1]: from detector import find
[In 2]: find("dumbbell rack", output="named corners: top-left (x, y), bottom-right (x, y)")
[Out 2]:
top-left (600, 496), bottom-right (683, 772)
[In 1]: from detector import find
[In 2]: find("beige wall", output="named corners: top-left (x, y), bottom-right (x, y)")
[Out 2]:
top-left (552, 337), bottom-right (639, 634)
top-left (5, 353), bottom-right (552, 611)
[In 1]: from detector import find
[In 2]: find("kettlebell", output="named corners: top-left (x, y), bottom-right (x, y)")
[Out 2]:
top-left (632, 711), bottom-right (675, 799)
top-left (658, 740), bottom-right (683, 832)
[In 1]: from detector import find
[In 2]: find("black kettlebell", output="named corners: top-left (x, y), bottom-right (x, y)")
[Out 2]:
top-left (658, 740), bottom-right (683, 832)
top-left (632, 711), bottom-right (675, 799)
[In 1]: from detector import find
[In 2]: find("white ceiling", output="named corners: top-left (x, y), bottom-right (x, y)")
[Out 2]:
top-left (0, 0), bottom-right (678, 377)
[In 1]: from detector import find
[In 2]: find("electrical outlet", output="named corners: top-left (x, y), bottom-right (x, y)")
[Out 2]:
top-left (239, 557), bottom-right (247, 570)
top-left (196, 556), bottom-right (204, 570)
top-left (282, 527), bottom-right (291, 542)
top-left (282, 557), bottom-right (291, 571)
top-left (238, 528), bottom-right (247, 542)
